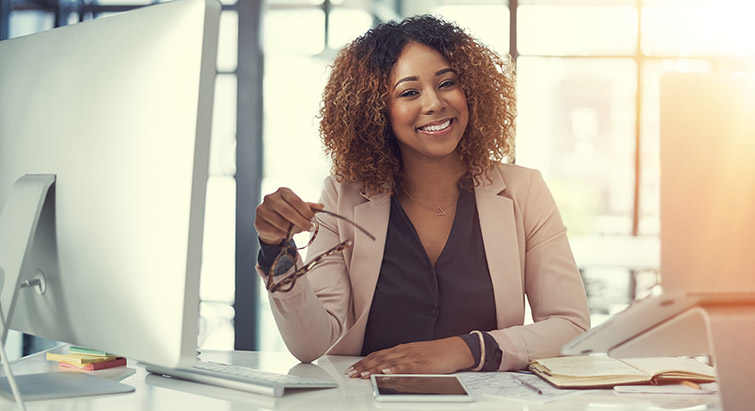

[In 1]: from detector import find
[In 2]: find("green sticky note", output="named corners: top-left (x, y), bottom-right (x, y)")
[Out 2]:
top-left (69, 346), bottom-right (112, 357)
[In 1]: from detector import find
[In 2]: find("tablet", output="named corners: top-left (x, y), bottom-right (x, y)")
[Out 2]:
top-left (371, 374), bottom-right (473, 402)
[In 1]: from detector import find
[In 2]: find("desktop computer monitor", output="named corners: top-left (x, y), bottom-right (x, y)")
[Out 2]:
top-left (0, 0), bottom-right (220, 369)
top-left (562, 71), bottom-right (755, 410)
top-left (659, 72), bottom-right (755, 296)
top-left (563, 72), bottom-right (755, 355)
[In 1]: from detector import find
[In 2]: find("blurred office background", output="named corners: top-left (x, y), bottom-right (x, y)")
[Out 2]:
top-left (2, 0), bottom-right (754, 357)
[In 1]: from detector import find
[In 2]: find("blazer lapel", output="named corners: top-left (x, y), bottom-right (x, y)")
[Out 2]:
top-left (475, 169), bottom-right (525, 327)
top-left (350, 193), bottom-right (390, 316)
top-left (331, 191), bottom-right (390, 353)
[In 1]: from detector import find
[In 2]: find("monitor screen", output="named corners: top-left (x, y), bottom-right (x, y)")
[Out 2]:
top-left (660, 72), bottom-right (755, 295)
top-left (0, 0), bottom-right (220, 368)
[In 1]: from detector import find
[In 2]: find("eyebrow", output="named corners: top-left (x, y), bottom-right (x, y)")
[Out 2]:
top-left (393, 68), bottom-right (457, 91)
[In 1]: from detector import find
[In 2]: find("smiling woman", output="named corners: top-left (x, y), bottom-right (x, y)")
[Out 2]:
top-left (253, 15), bottom-right (589, 378)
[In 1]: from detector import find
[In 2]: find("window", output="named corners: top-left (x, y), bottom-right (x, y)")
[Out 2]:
top-left (258, 0), bottom-right (373, 352)
top-left (256, 0), bottom-right (755, 340)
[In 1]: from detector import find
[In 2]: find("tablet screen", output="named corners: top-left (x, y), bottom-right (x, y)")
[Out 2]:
top-left (373, 375), bottom-right (469, 396)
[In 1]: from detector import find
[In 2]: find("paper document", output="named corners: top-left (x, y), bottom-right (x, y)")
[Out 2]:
top-left (458, 372), bottom-right (584, 403)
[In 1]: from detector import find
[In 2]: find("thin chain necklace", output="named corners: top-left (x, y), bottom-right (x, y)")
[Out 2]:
top-left (401, 187), bottom-right (457, 217)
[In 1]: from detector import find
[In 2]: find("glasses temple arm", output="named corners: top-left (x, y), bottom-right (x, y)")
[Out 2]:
top-left (312, 209), bottom-right (376, 241)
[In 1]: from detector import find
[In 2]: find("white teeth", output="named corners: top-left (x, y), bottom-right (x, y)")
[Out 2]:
top-left (420, 119), bottom-right (451, 132)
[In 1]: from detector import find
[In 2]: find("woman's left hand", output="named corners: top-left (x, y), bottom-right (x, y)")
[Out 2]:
top-left (345, 337), bottom-right (475, 378)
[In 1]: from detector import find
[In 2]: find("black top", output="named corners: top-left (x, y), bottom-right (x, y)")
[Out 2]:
top-left (360, 186), bottom-right (501, 370)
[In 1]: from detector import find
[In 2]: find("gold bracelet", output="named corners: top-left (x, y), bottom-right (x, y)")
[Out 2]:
top-left (470, 330), bottom-right (486, 372)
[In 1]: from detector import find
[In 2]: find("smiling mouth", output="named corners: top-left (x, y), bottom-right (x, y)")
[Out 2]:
top-left (418, 119), bottom-right (452, 133)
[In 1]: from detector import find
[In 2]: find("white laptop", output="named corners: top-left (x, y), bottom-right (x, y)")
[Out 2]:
top-left (562, 72), bottom-right (755, 357)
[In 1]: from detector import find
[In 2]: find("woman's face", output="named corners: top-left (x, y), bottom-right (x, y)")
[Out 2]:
top-left (387, 42), bottom-right (469, 163)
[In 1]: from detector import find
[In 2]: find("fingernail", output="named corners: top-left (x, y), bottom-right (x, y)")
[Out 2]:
top-left (308, 221), bottom-right (317, 232)
top-left (382, 368), bottom-right (391, 374)
top-left (345, 368), bottom-right (358, 377)
top-left (360, 371), bottom-right (370, 378)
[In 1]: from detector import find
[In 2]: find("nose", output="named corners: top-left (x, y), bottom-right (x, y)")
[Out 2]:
top-left (422, 89), bottom-right (446, 115)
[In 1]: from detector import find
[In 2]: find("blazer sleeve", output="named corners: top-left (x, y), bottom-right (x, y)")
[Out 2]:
top-left (254, 178), bottom-right (353, 363)
top-left (489, 170), bottom-right (590, 370)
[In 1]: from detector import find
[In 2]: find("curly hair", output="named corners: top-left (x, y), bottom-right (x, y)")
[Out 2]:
top-left (318, 15), bottom-right (516, 196)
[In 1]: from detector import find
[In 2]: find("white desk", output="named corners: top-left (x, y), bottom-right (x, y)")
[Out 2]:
top-left (1, 346), bottom-right (721, 411)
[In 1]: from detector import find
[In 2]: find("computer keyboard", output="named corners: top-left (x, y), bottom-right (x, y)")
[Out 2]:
top-left (144, 360), bottom-right (338, 397)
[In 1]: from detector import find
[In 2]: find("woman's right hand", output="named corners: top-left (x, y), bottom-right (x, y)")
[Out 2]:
top-left (254, 187), bottom-right (323, 246)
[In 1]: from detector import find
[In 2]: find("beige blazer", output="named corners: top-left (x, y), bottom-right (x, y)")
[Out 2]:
top-left (256, 163), bottom-right (590, 371)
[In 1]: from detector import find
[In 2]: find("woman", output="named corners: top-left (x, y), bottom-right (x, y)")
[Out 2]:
top-left (254, 15), bottom-right (589, 378)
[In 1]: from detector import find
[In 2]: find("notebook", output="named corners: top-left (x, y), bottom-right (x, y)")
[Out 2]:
top-left (529, 356), bottom-right (716, 389)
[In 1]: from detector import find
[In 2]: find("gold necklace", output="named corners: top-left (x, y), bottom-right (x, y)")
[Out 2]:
top-left (402, 188), bottom-right (457, 216)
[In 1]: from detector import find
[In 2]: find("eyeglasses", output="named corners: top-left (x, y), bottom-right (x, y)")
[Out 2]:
top-left (266, 208), bottom-right (376, 293)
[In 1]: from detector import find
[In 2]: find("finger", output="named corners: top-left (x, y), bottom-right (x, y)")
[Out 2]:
top-left (346, 357), bottom-right (379, 378)
top-left (350, 352), bottom-right (383, 372)
top-left (259, 189), bottom-right (311, 232)
top-left (374, 362), bottom-right (409, 376)
top-left (359, 360), bottom-right (418, 379)
top-left (277, 188), bottom-right (317, 231)
top-left (254, 219), bottom-right (288, 245)
top-left (344, 362), bottom-right (360, 378)
top-left (350, 349), bottom-right (408, 378)
top-left (255, 205), bottom-right (296, 237)
top-left (361, 359), bottom-right (409, 379)
top-left (278, 188), bottom-right (316, 219)
top-left (307, 202), bottom-right (325, 211)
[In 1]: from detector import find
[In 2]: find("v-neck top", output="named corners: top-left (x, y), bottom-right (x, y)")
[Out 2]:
top-left (360, 185), bottom-right (498, 358)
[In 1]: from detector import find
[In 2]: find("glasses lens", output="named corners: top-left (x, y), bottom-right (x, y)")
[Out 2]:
top-left (271, 253), bottom-right (296, 277)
